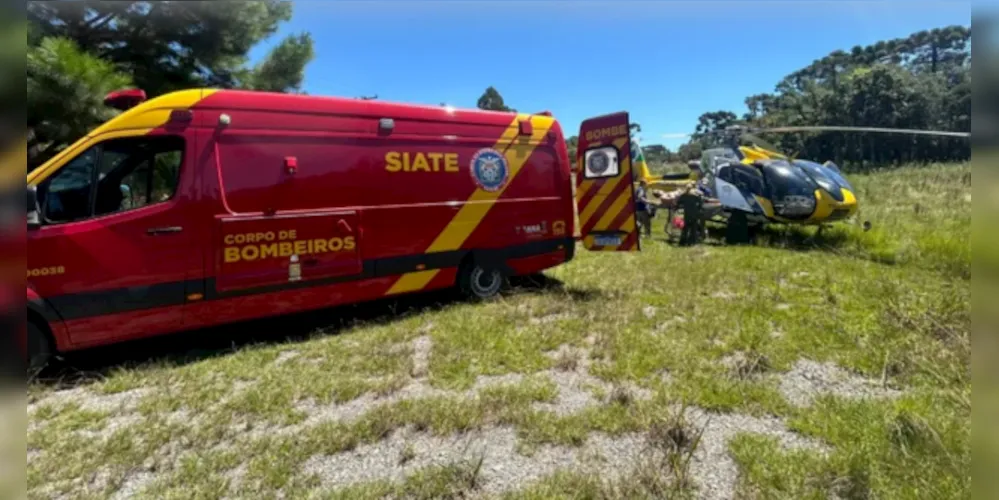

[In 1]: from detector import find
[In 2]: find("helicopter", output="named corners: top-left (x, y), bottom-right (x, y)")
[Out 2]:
top-left (630, 124), bottom-right (970, 236)
top-left (630, 136), bottom-right (700, 191)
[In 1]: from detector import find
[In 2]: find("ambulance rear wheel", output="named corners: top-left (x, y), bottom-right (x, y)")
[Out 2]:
top-left (459, 263), bottom-right (505, 300)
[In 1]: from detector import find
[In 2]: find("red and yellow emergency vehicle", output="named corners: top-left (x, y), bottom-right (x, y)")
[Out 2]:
top-left (25, 88), bottom-right (641, 370)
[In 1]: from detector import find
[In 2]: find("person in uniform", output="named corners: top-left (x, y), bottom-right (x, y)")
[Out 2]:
top-left (634, 180), bottom-right (653, 237)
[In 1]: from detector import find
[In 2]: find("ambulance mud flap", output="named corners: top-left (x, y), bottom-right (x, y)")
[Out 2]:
top-left (575, 112), bottom-right (641, 251)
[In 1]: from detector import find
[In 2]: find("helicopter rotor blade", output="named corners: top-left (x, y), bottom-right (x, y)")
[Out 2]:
top-left (740, 131), bottom-right (783, 154)
top-left (758, 125), bottom-right (970, 138)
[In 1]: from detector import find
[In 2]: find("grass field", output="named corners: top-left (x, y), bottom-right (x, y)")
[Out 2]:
top-left (26, 163), bottom-right (970, 499)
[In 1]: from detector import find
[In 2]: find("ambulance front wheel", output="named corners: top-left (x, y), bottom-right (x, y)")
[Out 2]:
top-left (28, 321), bottom-right (53, 377)
top-left (459, 262), bottom-right (505, 300)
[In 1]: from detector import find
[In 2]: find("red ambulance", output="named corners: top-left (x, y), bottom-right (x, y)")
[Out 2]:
top-left (25, 88), bottom-right (641, 370)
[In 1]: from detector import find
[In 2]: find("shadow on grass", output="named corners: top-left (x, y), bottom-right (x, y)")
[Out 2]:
top-left (752, 225), bottom-right (854, 250)
top-left (695, 220), bottom-right (899, 261)
top-left (33, 274), bottom-right (604, 388)
top-left (648, 215), bottom-right (903, 269)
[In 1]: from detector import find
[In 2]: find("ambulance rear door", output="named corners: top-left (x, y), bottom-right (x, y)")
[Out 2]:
top-left (574, 112), bottom-right (641, 251)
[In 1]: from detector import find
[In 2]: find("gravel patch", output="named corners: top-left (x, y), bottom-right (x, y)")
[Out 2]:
top-left (303, 426), bottom-right (648, 496)
top-left (532, 370), bottom-right (609, 416)
top-left (721, 351), bottom-right (771, 380)
top-left (29, 387), bottom-right (151, 415)
top-left (110, 471), bottom-right (155, 500)
top-left (30, 353), bottom-right (857, 499)
top-left (288, 357), bottom-right (654, 434)
top-left (411, 335), bottom-right (433, 379)
top-left (528, 313), bottom-right (571, 325)
top-left (291, 380), bottom-right (446, 431)
top-left (76, 413), bottom-right (144, 440)
top-left (284, 341), bottom-right (644, 431)
top-left (272, 350), bottom-right (300, 366)
top-left (225, 462), bottom-right (249, 494)
top-left (300, 405), bottom-right (825, 500)
top-left (778, 359), bottom-right (903, 407)
top-left (290, 371), bottom-right (541, 435)
top-left (683, 406), bottom-right (829, 500)
top-left (545, 343), bottom-right (589, 373)
top-left (656, 315), bottom-right (688, 332)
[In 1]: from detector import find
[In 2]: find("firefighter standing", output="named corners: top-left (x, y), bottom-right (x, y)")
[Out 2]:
top-left (635, 180), bottom-right (653, 237)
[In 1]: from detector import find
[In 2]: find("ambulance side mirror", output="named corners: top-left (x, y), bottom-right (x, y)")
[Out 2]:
top-left (26, 185), bottom-right (40, 228)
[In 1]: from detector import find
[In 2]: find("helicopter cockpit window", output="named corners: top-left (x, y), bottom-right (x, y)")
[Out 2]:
top-left (701, 148), bottom-right (740, 171)
top-left (718, 164), bottom-right (765, 197)
top-left (818, 161), bottom-right (854, 192)
top-left (730, 165), bottom-right (765, 197)
top-left (762, 161), bottom-right (816, 198)
top-left (793, 160), bottom-right (844, 201)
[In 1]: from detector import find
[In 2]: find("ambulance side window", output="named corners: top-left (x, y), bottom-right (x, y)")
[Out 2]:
top-left (39, 148), bottom-right (99, 223)
top-left (94, 136), bottom-right (184, 216)
top-left (39, 136), bottom-right (185, 224)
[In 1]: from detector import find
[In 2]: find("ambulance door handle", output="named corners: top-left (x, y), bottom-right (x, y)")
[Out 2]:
top-left (337, 219), bottom-right (352, 233)
top-left (146, 226), bottom-right (183, 235)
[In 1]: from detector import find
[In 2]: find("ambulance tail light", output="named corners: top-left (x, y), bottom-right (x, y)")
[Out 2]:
top-left (104, 89), bottom-right (147, 111)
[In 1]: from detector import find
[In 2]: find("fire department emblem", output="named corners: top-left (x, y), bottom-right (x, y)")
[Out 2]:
top-left (470, 148), bottom-right (509, 192)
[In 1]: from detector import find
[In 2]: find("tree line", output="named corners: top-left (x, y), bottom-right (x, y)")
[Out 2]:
top-left (26, 1), bottom-right (315, 170)
top-left (22, 5), bottom-right (969, 173)
top-left (657, 25), bottom-right (972, 169)
top-left (542, 25), bottom-right (971, 170)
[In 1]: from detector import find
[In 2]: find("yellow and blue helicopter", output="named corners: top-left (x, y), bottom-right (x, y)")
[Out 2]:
top-left (631, 124), bottom-right (970, 230)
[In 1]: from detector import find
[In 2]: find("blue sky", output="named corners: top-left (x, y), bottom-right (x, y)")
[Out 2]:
top-left (248, 0), bottom-right (970, 149)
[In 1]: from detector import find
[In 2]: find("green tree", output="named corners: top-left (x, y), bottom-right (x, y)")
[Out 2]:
top-left (27, 1), bottom-right (314, 95)
top-left (693, 111), bottom-right (739, 138)
top-left (27, 0), bottom-right (315, 169)
top-left (1, 19), bottom-right (27, 152)
top-left (676, 24), bottom-right (971, 169)
top-left (476, 86), bottom-right (514, 112)
top-left (641, 144), bottom-right (670, 165)
top-left (238, 33), bottom-right (315, 93)
top-left (676, 142), bottom-right (703, 161)
top-left (27, 37), bottom-right (133, 168)
top-left (566, 135), bottom-right (578, 168)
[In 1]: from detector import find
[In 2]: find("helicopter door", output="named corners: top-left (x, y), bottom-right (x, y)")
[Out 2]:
top-left (715, 164), bottom-right (755, 212)
top-left (574, 111), bottom-right (641, 252)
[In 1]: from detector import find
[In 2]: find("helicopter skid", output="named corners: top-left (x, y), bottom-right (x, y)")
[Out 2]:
top-left (706, 208), bottom-right (768, 226)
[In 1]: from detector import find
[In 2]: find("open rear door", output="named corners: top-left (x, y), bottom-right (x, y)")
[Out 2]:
top-left (574, 112), bottom-right (641, 251)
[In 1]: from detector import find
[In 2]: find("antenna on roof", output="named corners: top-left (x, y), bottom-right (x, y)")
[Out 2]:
top-left (358, 94), bottom-right (378, 100)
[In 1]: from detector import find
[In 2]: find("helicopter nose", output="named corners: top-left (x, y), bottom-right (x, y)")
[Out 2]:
top-left (825, 187), bottom-right (859, 221)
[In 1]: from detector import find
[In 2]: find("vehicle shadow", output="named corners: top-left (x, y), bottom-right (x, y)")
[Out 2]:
top-left (32, 274), bottom-right (604, 388)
